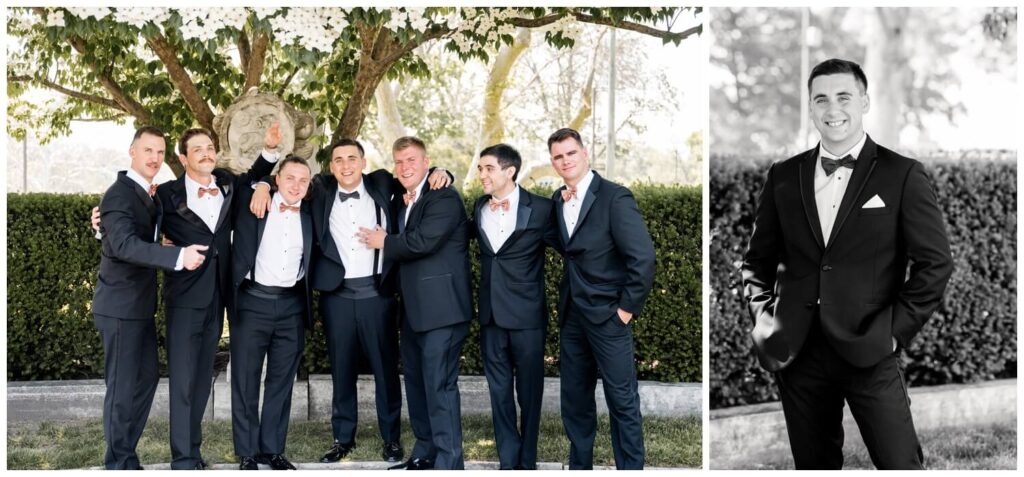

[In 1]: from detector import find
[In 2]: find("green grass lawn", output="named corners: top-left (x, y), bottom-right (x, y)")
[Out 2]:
top-left (733, 423), bottom-right (1016, 470)
top-left (7, 413), bottom-right (701, 470)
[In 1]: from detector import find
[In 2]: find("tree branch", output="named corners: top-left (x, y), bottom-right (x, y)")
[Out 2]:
top-left (8, 74), bottom-right (126, 112)
top-left (506, 12), bottom-right (702, 43)
top-left (145, 32), bottom-right (216, 132)
top-left (237, 30), bottom-right (252, 73)
top-left (65, 36), bottom-right (152, 124)
top-left (276, 65), bottom-right (300, 97)
top-left (243, 31), bottom-right (269, 93)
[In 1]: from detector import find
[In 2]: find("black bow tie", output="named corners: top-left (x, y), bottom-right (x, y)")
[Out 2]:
top-left (338, 190), bottom-right (360, 202)
top-left (822, 154), bottom-right (856, 176)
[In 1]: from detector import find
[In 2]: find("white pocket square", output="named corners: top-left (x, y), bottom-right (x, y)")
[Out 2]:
top-left (862, 195), bottom-right (886, 208)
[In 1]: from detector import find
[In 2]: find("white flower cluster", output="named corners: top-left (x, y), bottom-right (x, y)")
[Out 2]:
top-left (544, 14), bottom-right (581, 42)
top-left (178, 8), bottom-right (250, 43)
top-left (44, 8), bottom-right (66, 28)
top-left (65, 7), bottom-right (112, 21)
top-left (251, 7), bottom-right (281, 21)
top-left (266, 8), bottom-right (348, 52)
top-left (112, 7), bottom-right (172, 30)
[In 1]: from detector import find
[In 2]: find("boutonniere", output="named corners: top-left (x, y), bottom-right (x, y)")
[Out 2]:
top-left (221, 183), bottom-right (231, 196)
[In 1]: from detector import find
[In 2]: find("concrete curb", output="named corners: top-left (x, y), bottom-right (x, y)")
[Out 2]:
top-left (708, 378), bottom-right (1017, 469)
top-left (7, 375), bottom-right (701, 422)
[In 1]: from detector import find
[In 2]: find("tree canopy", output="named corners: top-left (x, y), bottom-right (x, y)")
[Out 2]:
top-left (7, 7), bottom-right (701, 173)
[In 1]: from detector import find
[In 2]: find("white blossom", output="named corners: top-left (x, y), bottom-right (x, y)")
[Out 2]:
top-left (44, 9), bottom-right (66, 28)
top-left (65, 7), bottom-right (112, 21)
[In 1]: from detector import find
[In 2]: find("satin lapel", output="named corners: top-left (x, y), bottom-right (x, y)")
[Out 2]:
top-left (322, 177), bottom-right (339, 241)
top-left (301, 205), bottom-right (313, 272)
top-left (826, 138), bottom-right (879, 251)
top-left (475, 197), bottom-right (495, 254)
top-left (124, 173), bottom-right (157, 218)
top-left (256, 208), bottom-right (269, 253)
top-left (799, 148), bottom-right (825, 250)
top-left (499, 189), bottom-right (532, 254)
top-left (170, 176), bottom-right (209, 232)
top-left (212, 169), bottom-right (233, 233)
top-left (406, 180), bottom-right (432, 229)
top-left (554, 187), bottom-right (569, 246)
top-left (363, 174), bottom-right (393, 233)
top-left (570, 173), bottom-right (600, 245)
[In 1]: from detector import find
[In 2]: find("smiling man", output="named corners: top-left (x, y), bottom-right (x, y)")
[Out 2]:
top-left (357, 136), bottom-right (472, 470)
top-left (741, 58), bottom-right (954, 469)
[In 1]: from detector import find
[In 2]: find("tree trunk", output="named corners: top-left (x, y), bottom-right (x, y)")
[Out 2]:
top-left (464, 28), bottom-right (532, 188)
top-left (864, 8), bottom-right (909, 149)
top-left (375, 80), bottom-right (407, 154)
top-left (243, 31), bottom-right (270, 93)
top-left (332, 58), bottom-right (389, 144)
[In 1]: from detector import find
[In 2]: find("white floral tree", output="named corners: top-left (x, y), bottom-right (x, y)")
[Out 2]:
top-left (7, 7), bottom-right (700, 173)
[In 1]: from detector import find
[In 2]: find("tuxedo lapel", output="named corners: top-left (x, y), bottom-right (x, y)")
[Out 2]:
top-left (169, 176), bottom-right (210, 232)
top-left (301, 205), bottom-right (313, 274)
top-left (318, 178), bottom-right (345, 265)
top-left (827, 137), bottom-right (879, 250)
top-left (499, 189), bottom-right (532, 254)
top-left (474, 197), bottom-right (495, 254)
top-left (123, 173), bottom-right (157, 218)
top-left (570, 173), bottom-right (600, 244)
top-left (554, 188), bottom-right (570, 246)
top-left (212, 170), bottom-right (233, 233)
top-left (798, 149), bottom-right (825, 250)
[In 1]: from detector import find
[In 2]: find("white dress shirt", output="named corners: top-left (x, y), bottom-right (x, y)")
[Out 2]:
top-left (403, 175), bottom-right (429, 227)
top-left (815, 133), bottom-right (867, 245)
top-left (563, 169), bottom-right (595, 238)
top-left (184, 174), bottom-right (223, 232)
top-left (481, 186), bottom-right (520, 251)
top-left (253, 193), bottom-right (304, 287)
top-left (330, 181), bottom-right (386, 278)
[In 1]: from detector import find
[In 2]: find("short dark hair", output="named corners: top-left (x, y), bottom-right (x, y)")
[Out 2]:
top-left (547, 128), bottom-right (584, 151)
top-left (479, 143), bottom-right (522, 181)
top-left (392, 136), bottom-right (427, 154)
top-left (279, 154), bottom-right (311, 173)
top-left (132, 125), bottom-right (165, 144)
top-left (177, 128), bottom-right (214, 156)
top-left (329, 138), bottom-right (365, 158)
top-left (808, 58), bottom-right (868, 93)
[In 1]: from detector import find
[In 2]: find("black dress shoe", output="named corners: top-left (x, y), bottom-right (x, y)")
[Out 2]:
top-left (388, 458), bottom-right (434, 470)
top-left (196, 459), bottom-right (209, 470)
top-left (320, 441), bottom-right (356, 463)
top-left (382, 442), bottom-right (404, 463)
top-left (239, 457), bottom-right (259, 470)
top-left (264, 454), bottom-right (297, 470)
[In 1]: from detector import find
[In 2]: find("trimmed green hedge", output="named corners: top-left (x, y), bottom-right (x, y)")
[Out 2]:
top-left (7, 184), bottom-right (701, 383)
top-left (710, 155), bottom-right (1017, 408)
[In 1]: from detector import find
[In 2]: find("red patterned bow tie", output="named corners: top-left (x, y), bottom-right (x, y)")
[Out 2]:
top-left (279, 202), bottom-right (300, 213)
top-left (198, 187), bottom-right (219, 198)
top-left (560, 185), bottom-right (577, 202)
top-left (403, 190), bottom-right (417, 206)
top-left (489, 198), bottom-right (510, 211)
top-left (148, 184), bottom-right (158, 197)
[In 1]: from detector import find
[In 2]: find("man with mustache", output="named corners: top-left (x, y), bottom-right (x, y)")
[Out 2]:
top-left (92, 126), bottom-right (208, 469)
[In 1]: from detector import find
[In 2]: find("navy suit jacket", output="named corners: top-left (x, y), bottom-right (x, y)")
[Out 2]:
top-left (231, 186), bottom-right (315, 329)
top-left (472, 188), bottom-right (558, 330)
top-left (93, 171), bottom-right (181, 320)
top-left (308, 170), bottom-right (400, 296)
top-left (156, 155), bottom-right (276, 311)
top-left (551, 171), bottom-right (656, 326)
top-left (383, 180), bottom-right (473, 333)
top-left (742, 135), bottom-right (954, 371)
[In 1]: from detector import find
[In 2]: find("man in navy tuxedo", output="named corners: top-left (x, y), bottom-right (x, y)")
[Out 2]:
top-left (358, 137), bottom-right (472, 470)
top-left (230, 156), bottom-right (314, 470)
top-left (548, 128), bottom-right (656, 470)
top-left (471, 143), bottom-right (558, 470)
top-left (741, 58), bottom-right (954, 469)
top-left (92, 126), bottom-right (208, 470)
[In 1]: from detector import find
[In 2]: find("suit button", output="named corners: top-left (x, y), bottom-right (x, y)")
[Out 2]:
top-left (821, 265), bottom-right (833, 271)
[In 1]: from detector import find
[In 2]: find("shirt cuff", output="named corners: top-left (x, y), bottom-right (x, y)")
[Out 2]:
top-left (262, 149), bottom-right (280, 162)
top-left (94, 231), bottom-right (103, 240)
top-left (174, 248), bottom-right (185, 271)
top-left (252, 181), bottom-right (271, 190)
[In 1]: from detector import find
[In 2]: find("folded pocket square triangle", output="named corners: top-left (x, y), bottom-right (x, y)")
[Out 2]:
top-left (862, 194), bottom-right (886, 208)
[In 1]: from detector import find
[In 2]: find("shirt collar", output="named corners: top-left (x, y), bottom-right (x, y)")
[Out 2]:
top-left (490, 185), bottom-right (520, 209)
top-left (567, 169), bottom-right (595, 199)
top-left (273, 192), bottom-right (301, 209)
top-left (819, 132), bottom-right (868, 160)
top-left (126, 168), bottom-right (154, 193)
top-left (184, 173), bottom-right (217, 194)
top-left (338, 180), bottom-right (367, 199)
top-left (408, 174), bottom-right (428, 204)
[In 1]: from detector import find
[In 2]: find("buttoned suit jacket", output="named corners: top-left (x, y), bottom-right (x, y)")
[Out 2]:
top-left (741, 135), bottom-right (954, 371)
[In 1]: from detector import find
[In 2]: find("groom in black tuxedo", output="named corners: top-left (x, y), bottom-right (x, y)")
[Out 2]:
top-left (741, 58), bottom-right (954, 469)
